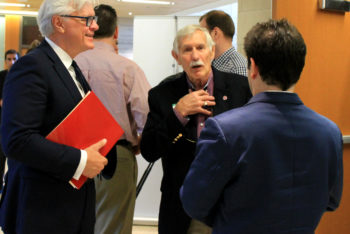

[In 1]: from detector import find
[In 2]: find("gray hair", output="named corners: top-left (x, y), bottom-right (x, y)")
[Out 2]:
top-left (37, 0), bottom-right (97, 37)
top-left (172, 24), bottom-right (215, 54)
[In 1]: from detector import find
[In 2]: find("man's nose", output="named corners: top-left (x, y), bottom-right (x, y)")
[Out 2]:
top-left (191, 49), bottom-right (199, 60)
top-left (90, 20), bottom-right (99, 31)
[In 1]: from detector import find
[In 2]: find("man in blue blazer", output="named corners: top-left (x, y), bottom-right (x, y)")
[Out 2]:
top-left (0, 0), bottom-right (108, 233)
top-left (180, 19), bottom-right (343, 234)
top-left (140, 25), bottom-right (251, 234)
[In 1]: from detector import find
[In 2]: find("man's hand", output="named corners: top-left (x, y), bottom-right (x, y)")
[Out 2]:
top-left (82, 139), bottom-right (108, 178)
top-left (174, 90), bottom-right (215, 117)
top-left (132, 135), bottom-right (142, 155)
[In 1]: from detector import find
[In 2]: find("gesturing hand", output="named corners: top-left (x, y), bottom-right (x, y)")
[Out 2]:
top-left (174, 89), bottom-right (215, 117)
top-left (82, 139), bottom-right (108, 178)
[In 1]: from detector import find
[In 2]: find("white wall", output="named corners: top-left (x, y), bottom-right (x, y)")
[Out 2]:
top-left (0, 16), bottom-right (5, 69)
top-left (173, 0), bottom-right (239, 49)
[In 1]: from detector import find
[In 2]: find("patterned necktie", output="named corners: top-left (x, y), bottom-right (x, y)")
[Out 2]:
top-left (71, 60), bottom-right (90, 94)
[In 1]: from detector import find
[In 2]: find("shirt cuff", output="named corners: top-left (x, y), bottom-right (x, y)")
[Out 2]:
top-left (72, 150), bottom-right (87, 180)
top-left (173, 105), bottom-right (189, 126)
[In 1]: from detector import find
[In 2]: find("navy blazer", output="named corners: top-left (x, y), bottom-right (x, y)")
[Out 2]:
top-left (0, 40), bottom-right (95, 234)
top-left (140, 68), bottom-right (252, 234)
top-left (180, 92), bottom-right (343, 234)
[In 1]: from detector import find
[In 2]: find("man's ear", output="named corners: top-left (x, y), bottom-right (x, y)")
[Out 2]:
top-left (249, 58), bottom-right (259, 79)
top-left (211, 27), bottom-right (221, 40)
top-left (172, 50), bottom-right (181, 65)
top-left (113, 27), bottom-right (119, 40)
top-left (52, 15), bottom-right (65, 33)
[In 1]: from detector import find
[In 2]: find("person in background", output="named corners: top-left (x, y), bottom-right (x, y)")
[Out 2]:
top-left (75, 4), bottom-right (150, 234)
top-left (140, 24), bottom-right (251, 234)
top-left (200, 10), bottom-right (247, 76)
top-left (0, 49), bottom-right (20, 106)
top-left (180, 19), bottom-right (343, 234)
top-left (0, 49), bottom-right (20, 192)
top-left (0, 0), bottom-right (108, 233)
top-left (26, 39), bottom-right (42, 54)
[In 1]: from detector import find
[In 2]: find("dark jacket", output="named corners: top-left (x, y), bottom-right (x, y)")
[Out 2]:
top-left (140, 68), bottom-right (252, 234)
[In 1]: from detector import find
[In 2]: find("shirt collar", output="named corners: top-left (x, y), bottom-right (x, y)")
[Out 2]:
top-left (186, 71), bottom-right (214, 94)
top-left (214, 47), bottom-right (234, 62)
top-left (45, 37), bottom-right (73, 70)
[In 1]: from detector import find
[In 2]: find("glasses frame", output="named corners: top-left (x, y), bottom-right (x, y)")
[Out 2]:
top-left (60, 15), bottom-right (98, 27)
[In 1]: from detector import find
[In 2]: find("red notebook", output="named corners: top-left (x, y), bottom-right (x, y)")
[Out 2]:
top-left (46, 91), bottom-right (124, 189)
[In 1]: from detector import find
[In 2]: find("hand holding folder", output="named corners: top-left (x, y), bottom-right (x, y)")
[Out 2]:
top-left (46, 91), bottom-right (124, 189)
top-left (83, 138), bottom-right (108, 178)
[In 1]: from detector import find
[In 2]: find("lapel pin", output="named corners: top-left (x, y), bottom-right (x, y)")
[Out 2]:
top-left (223, 95), bottom-right (228, 101)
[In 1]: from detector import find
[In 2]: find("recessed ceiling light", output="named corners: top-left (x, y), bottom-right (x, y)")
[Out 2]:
top-left (128, 12), bottom-right (133, 15)
top-left (0, 3), bottom-right (26, 7)
top-left (121, 0), bottom-right (172, 5)
top-left (0, 10), bottom-right (38, 16)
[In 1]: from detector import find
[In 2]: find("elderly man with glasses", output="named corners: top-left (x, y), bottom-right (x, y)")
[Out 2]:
top-left (0, 0), bottom-right (105, 234)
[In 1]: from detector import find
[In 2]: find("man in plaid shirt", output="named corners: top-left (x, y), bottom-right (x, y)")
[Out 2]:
top-left (200, 10), bottom-right (247, 77)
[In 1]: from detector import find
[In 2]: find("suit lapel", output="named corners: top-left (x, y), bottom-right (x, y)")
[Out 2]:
top-left (170, 72), bottom-right (190, 103)
top-left (212, 69), bottom-right (234, 116)
top-left (40, 40), bottom-right (84, 103)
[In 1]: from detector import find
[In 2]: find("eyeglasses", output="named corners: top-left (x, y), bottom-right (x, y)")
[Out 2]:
top-left (60, 15), bottom-right (98, 27)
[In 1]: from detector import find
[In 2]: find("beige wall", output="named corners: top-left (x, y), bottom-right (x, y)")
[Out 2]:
top-left (237, 0), bottom-right (272, 55)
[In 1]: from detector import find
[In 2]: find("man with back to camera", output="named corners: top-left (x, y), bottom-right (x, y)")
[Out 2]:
top-left (140, 24), bottom-right (252, 234)
top-left (200, 10), bottom-right (247, 76)
top-left (0, 0), bottom-right (108, 233)
top-left (75, 4), bottom-right (151, 234)
top-left (180, 19), bottom-right (343, 234)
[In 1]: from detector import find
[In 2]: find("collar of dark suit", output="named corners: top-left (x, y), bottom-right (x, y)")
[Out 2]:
top-left (38, 39), bottom-right (85, 103)
top-left (247, 91), bottom-right (303, 106)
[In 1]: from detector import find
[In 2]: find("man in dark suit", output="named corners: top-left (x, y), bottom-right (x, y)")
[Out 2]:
top-left (0, 49), bottom-right (20, 191)
top-left (0, 0), bottom-right (108, 233)
top-left (180, 19), bottom-right (343, 234)
top-left (140, 24), bottom-right (251, 234)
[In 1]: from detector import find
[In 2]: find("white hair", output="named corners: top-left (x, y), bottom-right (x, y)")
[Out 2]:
top-left (172, 24), bottom-right (215, 54)
top-left (37, 0), bottom-right (98, 37)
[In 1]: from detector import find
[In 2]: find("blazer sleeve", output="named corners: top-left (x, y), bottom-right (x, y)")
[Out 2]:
top-left (180, 117), bottom-right (239, 225)
top-left (1, 55), bottom-right (81, 181)
top-left (140, 87), bottom-right (195, 162)
top-left (327, 131), bottom-right (343, 211)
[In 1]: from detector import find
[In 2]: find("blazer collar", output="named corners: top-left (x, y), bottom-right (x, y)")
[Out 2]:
top-left (39, 40), bottom-right (83, 103)
top-left (247, 91), bottom-right (303, 106)
top-left (212, 67), bottom-right (234, 115)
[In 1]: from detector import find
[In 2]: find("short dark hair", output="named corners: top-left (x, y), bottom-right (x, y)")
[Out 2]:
top-left (4, 49), bottom-right (20, 60)
top-left (244, 19), bottom-right (307, 90)
top-left (93, 4), bottom-right (118, 39)
top-left (200, 10), bottom-right (235, 39)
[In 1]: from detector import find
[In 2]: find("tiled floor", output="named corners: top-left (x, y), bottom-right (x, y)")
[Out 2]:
top-left (132, 225), bottom-right (158, 234)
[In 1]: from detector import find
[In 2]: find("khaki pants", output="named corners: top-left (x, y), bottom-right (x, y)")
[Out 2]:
top-left (187, 219), bottom-right (212, 234)
top-left (94, 144), bottom-right (138, 234)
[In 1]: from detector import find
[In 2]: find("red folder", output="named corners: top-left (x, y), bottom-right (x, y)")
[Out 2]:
top-left (46, 91), bottom-right (124, 189)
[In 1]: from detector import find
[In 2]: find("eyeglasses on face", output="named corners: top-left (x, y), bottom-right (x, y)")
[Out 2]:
top-left (60, 15), bottom-right (98, 27)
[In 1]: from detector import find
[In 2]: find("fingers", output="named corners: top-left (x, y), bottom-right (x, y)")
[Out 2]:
top-left (202, 100), bottom-right (215, 107)
top-left (102, 157), bottom-right (108, 166)
top-left (89, 138), bottom-right (107, 151)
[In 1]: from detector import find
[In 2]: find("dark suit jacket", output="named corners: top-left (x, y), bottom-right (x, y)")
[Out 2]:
top-left (180, 92), bottom-right (343, 234)
top-left (0, 40), bottom-right (95, 234)
top-left (0, 69), bottom-right (8, 100)
top-left (140, 68), bottom-right (252, 234)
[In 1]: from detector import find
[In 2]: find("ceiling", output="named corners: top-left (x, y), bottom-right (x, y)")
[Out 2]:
top-left (0, 0), bottom-right (220, 17)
